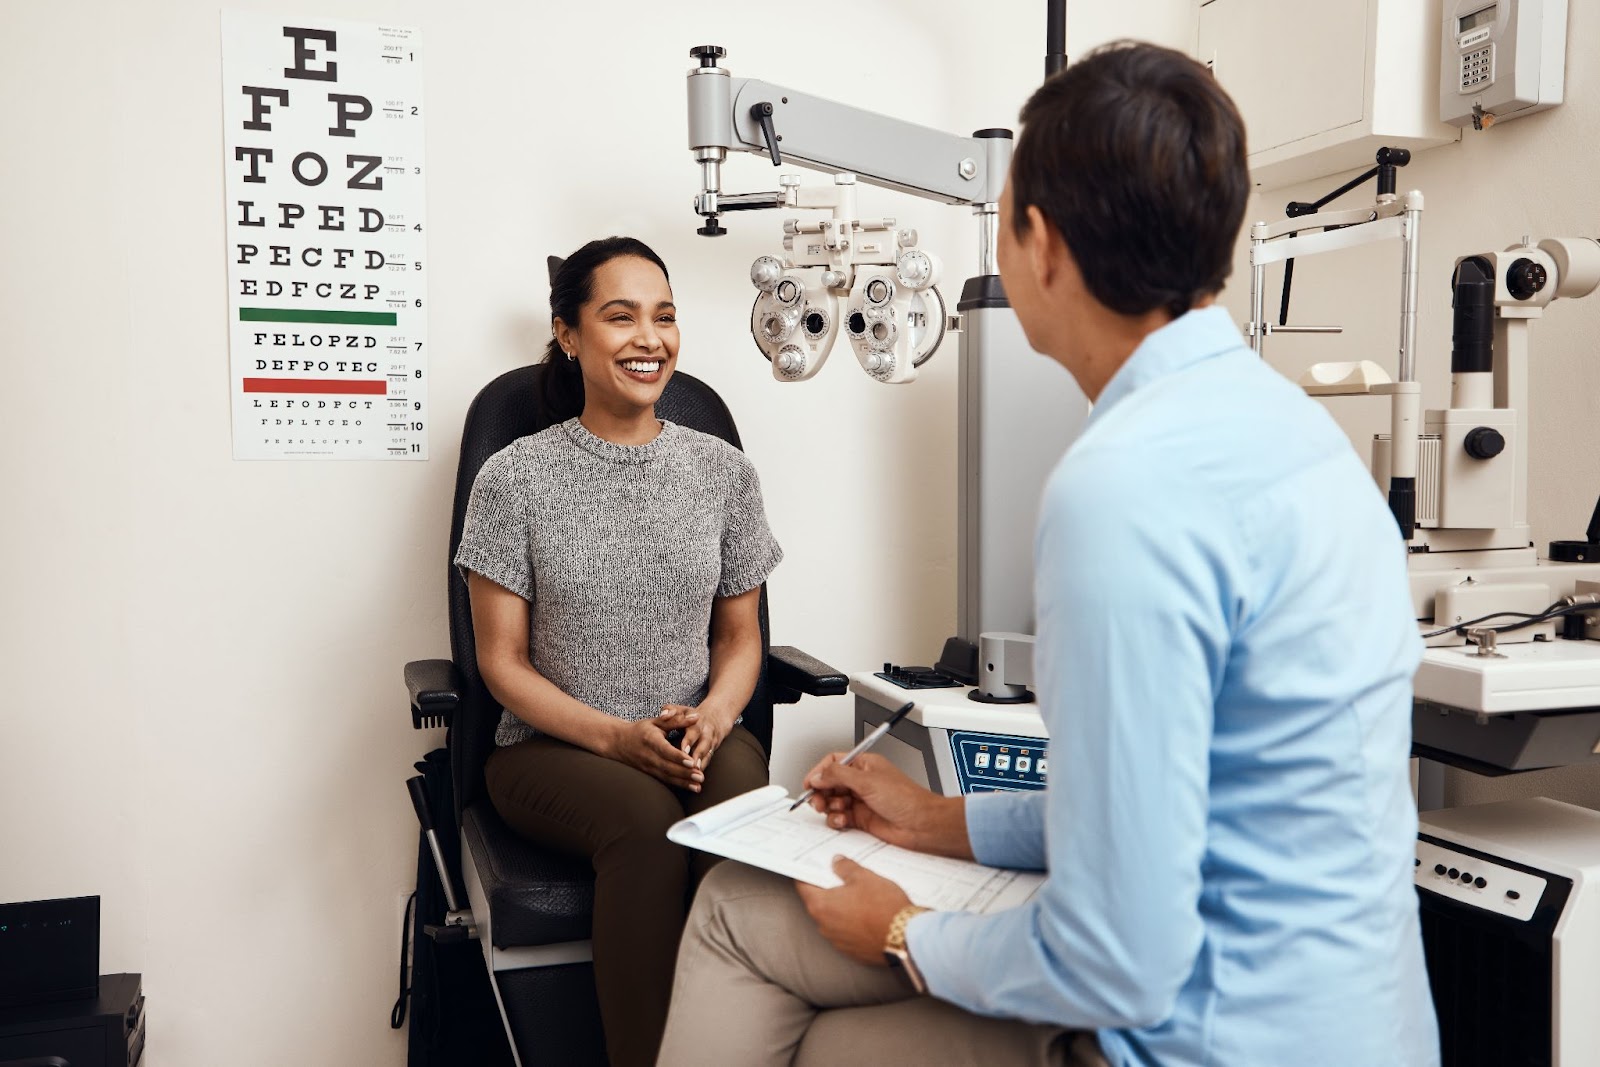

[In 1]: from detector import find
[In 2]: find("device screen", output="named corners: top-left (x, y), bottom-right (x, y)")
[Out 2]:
top-left (1460, 5), bottom-right (1497, 34)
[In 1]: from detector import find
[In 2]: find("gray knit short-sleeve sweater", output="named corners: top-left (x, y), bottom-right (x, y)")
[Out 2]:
top-left (454, 417), bottom-right (783, 747)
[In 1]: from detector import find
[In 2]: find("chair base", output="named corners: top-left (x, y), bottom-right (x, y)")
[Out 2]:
top-left (462, 833), bottom-right (607, 1065)
top-left (495, 964), bottom-right (607, 1067)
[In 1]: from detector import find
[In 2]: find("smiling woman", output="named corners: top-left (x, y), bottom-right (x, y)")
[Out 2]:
top-left (539, 237), bottom-right (680, 436)
top-left (451, 237), bottom-right (783, 1067)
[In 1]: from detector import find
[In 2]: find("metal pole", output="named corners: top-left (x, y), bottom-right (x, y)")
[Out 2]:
top-left (1045, 1), bottom-right (1067, 79)
top-left (976, 205), bottom-right (999, 277)
top-left (1399, 199), bottom-right (1422, 383)
top-left (1249, 225), bottom-right (1267, 355)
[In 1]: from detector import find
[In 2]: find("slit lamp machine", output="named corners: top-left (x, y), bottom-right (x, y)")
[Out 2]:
top-left (1248, 148), bottom-right (1600, 776)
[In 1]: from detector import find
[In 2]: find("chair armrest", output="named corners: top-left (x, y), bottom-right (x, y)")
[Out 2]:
top-left (405, 658), bottom-right (463, 729)
top-left (767, 645), bottom-right (848, 705)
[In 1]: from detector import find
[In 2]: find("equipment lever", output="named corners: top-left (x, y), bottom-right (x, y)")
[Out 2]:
top-left (750, 101), bottom-right (782, 165)
top-left (407, 775), bottom-right (463, 913)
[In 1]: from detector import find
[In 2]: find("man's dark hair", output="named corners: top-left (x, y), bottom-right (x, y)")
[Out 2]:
top-left (1010, 41), bottom-right (1249, 319)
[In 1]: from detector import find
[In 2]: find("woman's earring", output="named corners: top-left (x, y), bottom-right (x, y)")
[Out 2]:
top-left (565, 350), bottom-right (577, 362)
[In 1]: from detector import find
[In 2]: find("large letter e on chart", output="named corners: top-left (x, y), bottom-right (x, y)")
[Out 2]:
top-left (283, 26), bottom-right (337, 82)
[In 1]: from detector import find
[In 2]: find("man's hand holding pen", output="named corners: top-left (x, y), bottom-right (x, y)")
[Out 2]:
top-left (803, 754), bottom-right (933, 848)
top-left (803, 753), bottom-right (977, 859)
top-left (792, 750), bottom-right (979, 965)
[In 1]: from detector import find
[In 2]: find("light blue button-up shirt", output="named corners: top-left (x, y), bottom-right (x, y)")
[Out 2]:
top-left (908, 307), bottom-right (1439, 1066)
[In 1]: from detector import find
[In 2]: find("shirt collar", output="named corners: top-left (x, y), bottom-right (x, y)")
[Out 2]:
top-left (562, 417), bottom-right (676, 464)
top-left (1088, 305), bottom-right (1246, 425)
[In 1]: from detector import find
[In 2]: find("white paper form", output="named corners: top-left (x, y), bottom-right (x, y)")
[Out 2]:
top-left (669, 786), bottom-right (1043, 914)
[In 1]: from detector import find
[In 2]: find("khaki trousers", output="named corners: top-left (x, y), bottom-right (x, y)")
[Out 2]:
top-left (658, 861), bottom-right (1110, 1067)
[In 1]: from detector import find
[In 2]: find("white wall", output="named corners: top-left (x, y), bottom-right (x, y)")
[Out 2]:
top-left (1214, 2), bottom-right (1600, 810)
top-left (0, 2), bottom-right (1189, 1064)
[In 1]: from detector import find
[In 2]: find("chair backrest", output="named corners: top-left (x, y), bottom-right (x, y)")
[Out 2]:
top-left (445, 363), bottom-right (774, 824)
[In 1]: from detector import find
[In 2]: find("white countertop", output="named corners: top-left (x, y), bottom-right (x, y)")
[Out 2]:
top-left (850, 671), bottom-right (1049, 739)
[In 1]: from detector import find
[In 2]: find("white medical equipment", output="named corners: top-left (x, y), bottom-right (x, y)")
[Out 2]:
top-left (745, 177), bottom-right (946, 384)
top-left (1416, 797), bottom-right (1600, 1066)
top-left (1440, 0), bottom-right (1568, 131)
top-left (1249, 155), bottom-right (1600, 773)
top-left (683, 28), bottom-right (1083, 791)
top-left (851, 670), bottom-right (1048, 797)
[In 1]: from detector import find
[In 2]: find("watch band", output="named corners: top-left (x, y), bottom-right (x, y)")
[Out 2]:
top-left (883, 904), bottom-right (932, 994)
top-left (884, 904), bottom-right (931, 952)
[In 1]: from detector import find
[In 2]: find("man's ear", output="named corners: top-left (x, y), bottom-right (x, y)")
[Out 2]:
top-left (1023, 203), bottom-right (1062, 291)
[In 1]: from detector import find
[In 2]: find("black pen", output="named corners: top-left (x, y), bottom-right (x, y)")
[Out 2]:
top-left (789, 701), bottom-right (915, 812)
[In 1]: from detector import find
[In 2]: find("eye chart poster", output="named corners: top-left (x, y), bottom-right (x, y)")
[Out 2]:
top-left (222, 13), bottom-right (428, 460)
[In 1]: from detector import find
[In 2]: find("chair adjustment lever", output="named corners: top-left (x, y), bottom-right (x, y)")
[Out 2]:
top-left (407, 774), bottom-right (464, 913)
top-left (423, 916), bottom-right (477, 944)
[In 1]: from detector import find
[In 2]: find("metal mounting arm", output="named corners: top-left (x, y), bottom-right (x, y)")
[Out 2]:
top-left (686, 46), bottom-right (1009, 237)
top-left (1249, 180), bottom-right (1425, 541)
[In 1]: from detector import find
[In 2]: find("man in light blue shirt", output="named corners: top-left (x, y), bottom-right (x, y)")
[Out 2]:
top-left (658, 41), bottom-right (1438, 1067)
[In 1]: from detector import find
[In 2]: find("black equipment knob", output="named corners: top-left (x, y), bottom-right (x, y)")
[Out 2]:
top-left (750, 102), bottom-right (782, 166)
top-left (1506, 257), bottom-right (1548, 301)
top-left (690, 45), bottom-right (726, 67)
top-left (1374, 147), bottom-right (1411, 196)
top-left (1464, 426), bottom-right (1506, 460)
top-left (1549, 491), bottom-right (1600, 562)
top-left (696, 217), bottom-right (726, 237)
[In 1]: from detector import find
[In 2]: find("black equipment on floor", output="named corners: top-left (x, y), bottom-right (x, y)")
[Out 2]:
top-left (0, 896), bottom-right (99, 1009)
top-left (0, 972), bottom-right (144, 1067)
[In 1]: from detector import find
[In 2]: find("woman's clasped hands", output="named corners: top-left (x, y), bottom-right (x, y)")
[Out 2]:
top-left (603, 703), bottom-right (736, 793)
top-left (665, 700), bottom-right (735, 772)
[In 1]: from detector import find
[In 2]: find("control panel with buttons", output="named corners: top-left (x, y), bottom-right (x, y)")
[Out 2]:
top-left (1414, 837), bottom-right (1550, 919)
top-left (876, 664), bottom-right (962, 690)
top-left (1459, 44), bottom-right (1495, 91)
top-left (950, 731), bottom-right (1048, 793)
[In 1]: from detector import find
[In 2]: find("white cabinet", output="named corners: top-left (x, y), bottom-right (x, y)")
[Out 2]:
top-left (1198, 0), bottom-right (1459, 189)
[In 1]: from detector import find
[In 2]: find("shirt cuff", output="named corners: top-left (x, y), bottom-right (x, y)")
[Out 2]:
top-left (965, 790), bottom-right (1049, 870)
top-left (905, 907), bottom-right (1007, 1014)
top-left (453, 546), bottom-right (532, 601)
top-left (717, 543), bottom-right (783, 598)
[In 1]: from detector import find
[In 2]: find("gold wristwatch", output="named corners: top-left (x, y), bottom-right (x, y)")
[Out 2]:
top-left (882, 904), bottom-right (932, 994)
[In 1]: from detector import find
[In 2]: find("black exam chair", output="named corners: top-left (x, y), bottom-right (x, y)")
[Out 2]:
top-left (404, 363), bottom-right (847, 1065)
